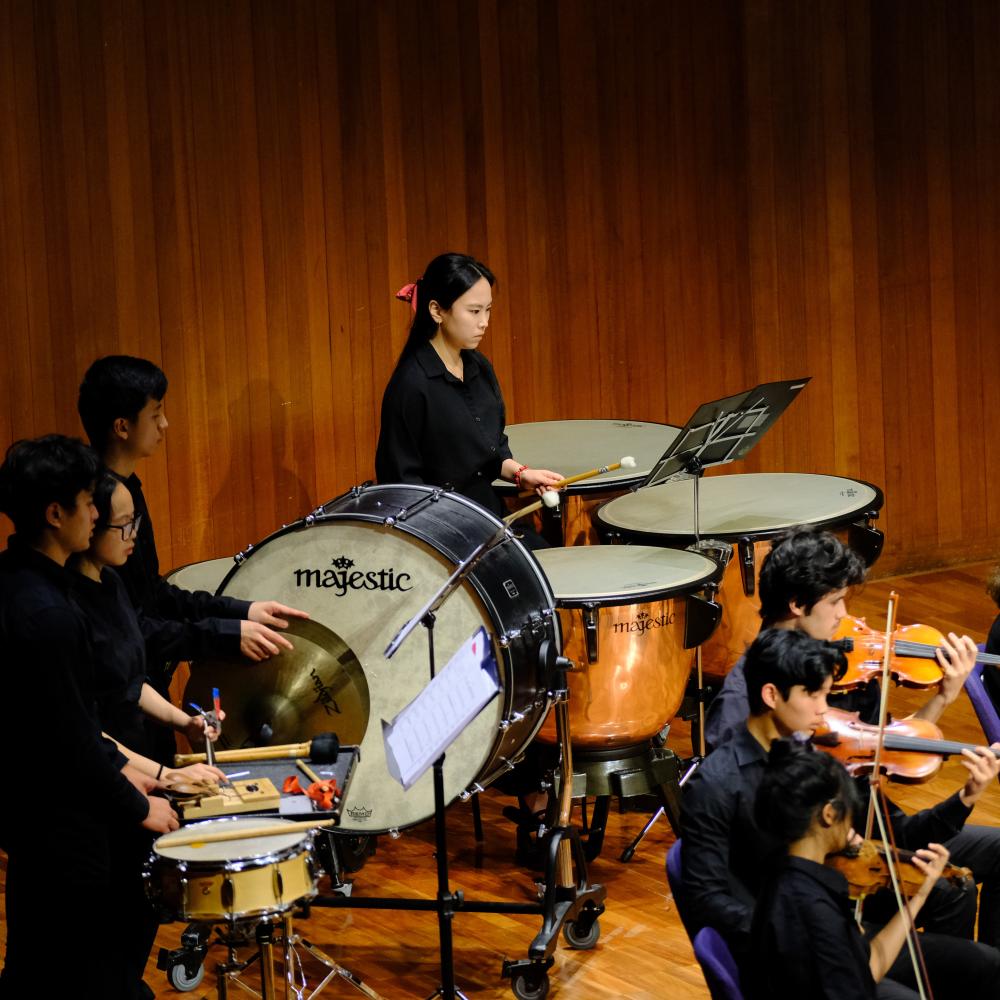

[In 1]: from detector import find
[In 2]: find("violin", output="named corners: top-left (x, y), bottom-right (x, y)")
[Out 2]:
top-left (832, 615), bottom-right (1000, 690)
top-left (812, 707), bottom-right (1000, 782)
top-left (826, 838), bottom-right (973, 901)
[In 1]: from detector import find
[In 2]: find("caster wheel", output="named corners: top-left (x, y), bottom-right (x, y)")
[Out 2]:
top-left (511, 968), bottom-right (550, 1000)
top-left (168, 961), bottom-right (205, 991)
top-left (563, 917), bottom-right (601, 950)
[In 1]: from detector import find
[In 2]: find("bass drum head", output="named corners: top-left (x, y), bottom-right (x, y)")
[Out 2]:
top-left (195, 486), bottom-right (557, 834)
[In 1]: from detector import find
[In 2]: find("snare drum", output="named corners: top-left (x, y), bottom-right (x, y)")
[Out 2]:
top-left (494, 420), bottom-right (681, 545)
top-left (188, 484), bottom-right (559, 834)
top-left (144, 817), bottom-right (318, 923)
top-left (533, 546), bottom-right (721, 748)
top-left (596, 473), bottom-right (884, 675)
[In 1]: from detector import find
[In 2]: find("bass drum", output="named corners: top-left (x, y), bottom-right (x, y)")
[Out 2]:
top-left (195, 485), bottom-right (559, 835)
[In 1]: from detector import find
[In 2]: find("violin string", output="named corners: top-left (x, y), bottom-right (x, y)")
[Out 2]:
top-left (873, 782), bottom-right (934, 1000)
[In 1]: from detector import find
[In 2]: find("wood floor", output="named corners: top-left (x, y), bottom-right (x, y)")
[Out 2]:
top-left (2, 560), bottom-right (999, 999)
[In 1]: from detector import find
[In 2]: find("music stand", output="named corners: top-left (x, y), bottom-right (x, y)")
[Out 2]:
top-left (618, 378), bottom-right (810, 863)
top-left (642, 377), bottom-right (810, 539)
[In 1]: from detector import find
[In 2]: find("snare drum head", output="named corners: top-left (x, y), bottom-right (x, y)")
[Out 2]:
top-left (153, 817), bottom-right (306, 864)
top-left (597, 473), bottom-right (882, 540)
top-left (534, 545), bottom-right (719, 607)
top-left (494, 420), bottom-right (681, 493)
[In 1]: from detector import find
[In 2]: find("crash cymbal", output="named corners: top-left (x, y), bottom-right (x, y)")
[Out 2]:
top-left (185, 617), bottom-right (370, 751)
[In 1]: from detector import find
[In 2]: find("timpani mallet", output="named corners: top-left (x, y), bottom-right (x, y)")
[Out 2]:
top-left (504, 455), bottom-right (637, 526)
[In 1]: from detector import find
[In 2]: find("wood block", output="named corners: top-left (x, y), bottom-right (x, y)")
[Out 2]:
top-left (179, 778), bottom-right (281, 820)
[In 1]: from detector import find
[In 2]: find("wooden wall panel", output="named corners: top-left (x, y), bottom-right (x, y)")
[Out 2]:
top-left (1, 0), bottom-right (1000, 576)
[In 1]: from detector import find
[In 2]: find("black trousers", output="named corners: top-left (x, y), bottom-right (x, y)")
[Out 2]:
top-left (945, 823), bottom-right (1000, 948)
top-left (1, 821), bottom-right (156, 999)
top-left (883, 929), bottom-right (1000, 1000)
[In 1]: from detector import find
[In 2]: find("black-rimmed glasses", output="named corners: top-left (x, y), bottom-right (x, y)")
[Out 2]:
top-left (105, 513), bottom-right (142, 542)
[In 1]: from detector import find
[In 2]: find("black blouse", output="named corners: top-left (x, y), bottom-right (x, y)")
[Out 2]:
top-left (748, 856), bottom-right (877, 1000)
top-left (73, 567), bottom-right (149, 756)
top-left (375, 343), bottom-right (513, 517)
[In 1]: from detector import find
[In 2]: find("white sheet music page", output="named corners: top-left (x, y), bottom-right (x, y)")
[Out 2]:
top-left (382, 626), bottom-right (500, 790)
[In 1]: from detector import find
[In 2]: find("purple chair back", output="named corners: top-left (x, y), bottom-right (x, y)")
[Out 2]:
top-left (666, 841), bottom-right (745, 1000)
top-left (692, 927), bottom-right (745, 1000)
top-left (965, 658), bottom-right (1000, 746)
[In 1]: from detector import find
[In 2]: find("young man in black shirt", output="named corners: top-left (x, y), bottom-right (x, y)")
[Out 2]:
top-left (680, 627), bottom-right (1000, 998)
top-left (78, 356), bottom-right (308, 757)
top-left (0, 435), bottom-right (178, 998)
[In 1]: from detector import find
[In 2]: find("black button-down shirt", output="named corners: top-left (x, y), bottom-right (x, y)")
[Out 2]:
top-left (375, 343), bottom-right (513, 517)
top-left (748, 856), bottom-right (876, 1000)
top-left (680, 724), bottom-right (781, 959)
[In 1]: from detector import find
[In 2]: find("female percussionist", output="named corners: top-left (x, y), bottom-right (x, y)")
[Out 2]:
top-left (375, 252), bottom-right (561, 544)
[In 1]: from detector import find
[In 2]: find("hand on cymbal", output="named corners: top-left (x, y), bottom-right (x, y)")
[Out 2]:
top-left (248, 601), bottom-right (310, 629)
top-left (240, 620), bottom-right (293, 661)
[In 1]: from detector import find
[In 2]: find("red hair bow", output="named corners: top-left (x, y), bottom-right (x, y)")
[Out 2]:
top-left (396, 281), bottom-right (419, 313)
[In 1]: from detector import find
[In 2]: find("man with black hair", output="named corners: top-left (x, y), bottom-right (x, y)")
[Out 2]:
top-left (0, 435), bottom-right (179, 998)
top-left (680, 627), bottom-right (1000, 998)
top-left (706, 528), bottom-right (974, 750)
top-left (78, 356), bottom-right (307, 758)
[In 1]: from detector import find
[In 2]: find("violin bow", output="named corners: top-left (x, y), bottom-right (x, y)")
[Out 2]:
top-left (859, 591), bottom-right (933, 1000)
top-left (862, 590), bottom-right (900, 842)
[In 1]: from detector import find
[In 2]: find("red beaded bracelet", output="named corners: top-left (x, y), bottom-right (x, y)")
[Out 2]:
top-left (514, 464), bottom-right (528, 488)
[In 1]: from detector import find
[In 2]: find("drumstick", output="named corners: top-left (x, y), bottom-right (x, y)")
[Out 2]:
top-left (155, 818), bottom-right (335, 849)
top-left (514, 455), bottom-right (637, 498)
top-left (174, 741), bottom-right (312, 766)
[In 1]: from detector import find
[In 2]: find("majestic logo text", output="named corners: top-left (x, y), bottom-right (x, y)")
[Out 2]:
top-left (293, 556), bottom-right (413, 597)
top-left (612, 608), bottom-right (676, 635)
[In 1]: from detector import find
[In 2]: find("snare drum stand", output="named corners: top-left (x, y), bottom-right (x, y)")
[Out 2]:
top-left (213, 912), bottom-right (384, 1000)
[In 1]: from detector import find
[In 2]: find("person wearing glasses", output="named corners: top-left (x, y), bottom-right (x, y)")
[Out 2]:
top-left (70, 473), bottom-right (227, 784)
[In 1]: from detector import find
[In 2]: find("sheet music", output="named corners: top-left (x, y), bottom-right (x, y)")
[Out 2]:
top-left (382, 627), bottom-right (500, 790)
